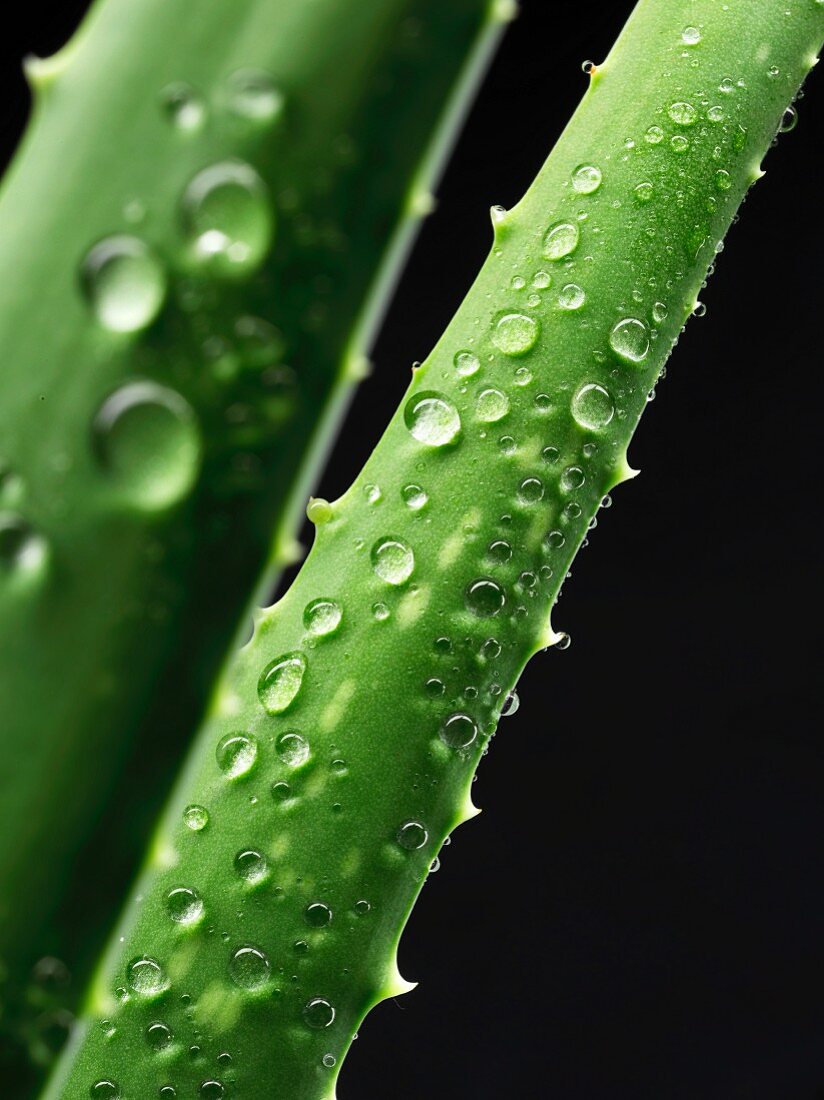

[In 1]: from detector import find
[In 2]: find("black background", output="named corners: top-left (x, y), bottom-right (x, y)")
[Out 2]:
top-left (2, 3), bottom-right (823, 1098)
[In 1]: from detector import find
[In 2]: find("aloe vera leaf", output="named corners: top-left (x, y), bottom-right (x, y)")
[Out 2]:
top-left (42, 1), bottom-right (823, 1098)
top-left (0, 0), bottom-right (505, 1077)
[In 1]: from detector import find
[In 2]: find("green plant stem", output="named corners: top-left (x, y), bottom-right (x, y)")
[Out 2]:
top-left (0, 0), bottom-right (502, 1084)
top-left (43, 1), bottom-right (823, 1098)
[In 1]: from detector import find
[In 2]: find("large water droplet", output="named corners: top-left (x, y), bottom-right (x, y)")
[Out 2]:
top-left (127, 957), bottom-right (167, 996)
top-left (558, 283), bottom-right (585, 310)
top-left (404, 392), bottom-right (461, 446)
top-left (303, 598), bottom-right (342, 637)
top-left (440, 713), bottom-right (477, 749)
top-left (571, 164), bottom-right (602, 193)
top-left (224, 69), bottom-right (284, 124)
top-left (165, 887), bottom-right (203, 925)
top-left (146, 1021), bottom-right (174, 1051)
top-left (0, 514), bottom-right (49, 579)
top-left (275, 731), bottom-right (310, 767)
top-left (608, 318), bottom-right (650, 364)
top-left (258, 652), bottom-right (307, 714)
top-left (183, 160), bottom-right (273, 274)
top-left (397, 821), bottom-right (428, 850)
top-left (183, 805), bottom-right (209, 831)
top-left (215, 732), bottom-right (258, 778)
top-left (475, 387), bottom-right (510, 423)
top-left (305, 902), bottom-right (333, 928)
top-left (492, 312), bottom-right (540, 356)
top-left (81, 236), bottom-right (167, 333)
top-left (235, 849), bottom-right (268, 884)
top-left (228, 945), bottom-right (270, 990)
top-left (517, 477), bottom-right (544, 504)
top-left (93, 381), bottom-right (201, 510)
top-left (90, 1082), bottom-right (120, 1099)
top-left (668, 101), bottom-right (697, 126)
top-left (571, 383), bottom-right (614, 429)
top-left (199, 1083), bottom-right (225, 1100)
top-left (465, 578), bottom-right (505, 617)
top-left (303, 997), bottom-right (335, 1029)
top-left (371, 538), bottom-right (414, 585)
top-left (543, 222), bottom-right (579, 260)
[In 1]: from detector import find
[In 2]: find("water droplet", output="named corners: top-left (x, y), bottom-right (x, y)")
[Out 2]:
top-left (693, 301), bottom-right (707, 317)
top-left (714, 169), bottom-right (732, 191)
top-left (228, 945), bottom-right (270, 990)
top-left (234, 849), bottom-right (268, 884)
top-left (668, 101), bottom-right (697, 126)
top-left (271, 781), bottom-right (291, 802)
top-left (581, 60), bottom-right (596, 75)
top-left (532, 270), bottom-right (551, 289)
top-left (779, 105), bottom-right (798, 132)
top-left (322, 1054), bottom-right (337, 1068)
top-left (81, 236), bottom-right (167, 333)
top-left (440, 713), bottom-right (477, 749)
top-left (542, 446), bottom-right (560, 465)
top-left (561, 466), bottom-right (585, 491)
top-left (543, 222), bottom-right (579, 260)
top-left (554, 632), bottom-right (572, 650)
top-left (305, 902), bottom-right (333, 928)
top-left (183, 805), bottom-right (209, 831)
top-left (160, 82), bottom-right (206, 131)
top-left (159, 1088), bottom-right (177, 1099)
top-left (276, 731), bottom-right (310, 767)
top-left (608, 317), bottom-right (650, 364)
top-left (633, 182), bottom-right (654, 204)
top-left (558, 283), bottom-right (585, 310)
top-left (397, 820), bottom-right (428, 850)
top-left (146, 1021), bottom-right (174, 1051)
top-left (571, 382), bottom-right (614, 430)
top-left (306, 497), bottom-right (333, 525)
top-left (303, 997), bottom-right (336, 1029)
top-left (199, 1083), bottom-right (225, 1100)
top-left (644, 125), bottom-right (664, 144)
top-left (258, 652), bottom-right (306, 714)
top-left (127, 957), bottom-right (167, 996)
top-left (363, 483), bottom-right (382, 505)
top-left (225, 69), bottom-right (284, 124)
top-left (488, 539), bottom-right (512, 564)
top-left (0, 514), bottom-right (48, 578)
top-left (372, 602), bottom-right (390, 622)
top-left (371, 537), bottom-right (414, 585)
top-left (355, 899), bottom-right (371, 915)
top-left (652, 301), bottom-right (668, 323)
top-left (404, 392), bottom-right (461, 446)
top-left (465, 578), bottom-right (506, 618)
top-left (303, 599), bottom-right (342, 637)
top-left (719, 77), bottom-right (735, 93)
top-left (707, 105), bottom-right (724, 123)
top-left (216, 732), bottom-right (258, 778)
top-left (670, 134), bottom-right (689, 153)
top-left (93, 381), bottom-right (201, 510)
top-left (454, 351), bottom-right (480, 377)
top-left (402, 484), bottom-right (428, 510)
top-left (681, 26), bottom-right (701, 45)
top-left (183, 160), bottom-right (273, 274)
top-left (517, 477), bottom-right (544, 504)
top-left (475, 387), bottom-right (510, 423)
top-left (90, 1082), bottom-right (120, 1099)
top-left (491, 312), bottom-right (540, 356)
top-left (425, 677), bottom-right (445, 698)
top-left (545, 529), bottom-right (566, 550)
top-left (165, 887), bottom-right (203, 925)
top-left (768, 65), bottom-right (780, 78)
top-left (501, 691), bottom-right (520, 717)
top-left (571, 164), bottom-right (602, 193)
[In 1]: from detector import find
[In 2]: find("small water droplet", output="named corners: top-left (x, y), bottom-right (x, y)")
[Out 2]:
top-left (402, 484), bottom-right (428, 510)
top-left (234, 849), bottom-right (268, 884)
top-left (488, 539), bottom-right (512, 564)
top-left (541, 446), bottom-right (560, 465)
top-left (271, 781), bottom-right (291, 802)
top-left (372, 601), bottom-right (390, 622)
top-left (127, 957), bottom-right (167, 996)
top-left (561, 466), bottom-right (585, 491)
top-left (303, 598), bottom-right (342, 637)
top-left (199, 1083), bottom-right (225, 1100)
top-left (779, 105), bottom-right (797, 132)
top-left (276, 731), bottom-right (310, 767)
top-left (571, 382), bottom-right (614, 430)
top-left (652, 301), bottom-right (668, 323)
top-left (668, 101), bottom-right (697, 126)
top-left (465, 578), bottom-right (506, 618)
top-left (0, 514), bottom-right (49, 579)
top-left (397, 821), bottom-right (428, 850)
top-left (714, 169), bottom-right (732, 191)
top-left (93, 381), bottom-right (201, 510)
top-left (581, 60), bottom-right (596, 75)
top-left (517, 477), bottom-right (544, 504)
top-left (707, 105), bottom-right (724, 122)
top-left (81, 236), bottom-right (167, 333)
top-left (532, 270), bottom-right (551, 289)
top-left (475, 387), bottom-right (510, 422)
top-left (491, 312), bottom-right (540, 356)
top-left (719, 77), bottom-right (735, 93)
top-left (404, 392), bottom-right (461, 446)
top-left (355, 899), bottom-right (371, 916)
top-left (501, 691), bottom-right (520, 717)
top-left (545, 530), bottom-right (566, 550)
top-left (322, 1054), bottom-right (337, 1068)
top-left (303, 997), bottom-right (336, 1029)
top-left (633, 182), bottom-right (654, 204)
top-left (183, 160), bottom-right (273, 274)
top-left (543, 222), bottom-right (579, 260)
top-left (216, 732), bottom-right (258, 778)
top-left (440, 713), bottom-right (477, 749)
top-left (183, 804), bottom-right (209, 831)
top-left (681, 26), bottom-right (701, 45)
top-left (558, 283), bottom-right (585, 310)
top-left (571, 164), bottom-right (602, 194)
top-left (644, 125), bottom-right (664, 144)
top-left (258, 652), bottom-right (307, 714)
top-left (371, 537), bottom-right (414, 585)
top-left (160, 82), bottom-right (206, 131)
top-left (608, 317), bottom-right (650, 364)
top-left (90, 1082), bottom-right (120, 1099)
top-left (692, 301), bottom-right (707, 317)
top-left (146, 1021), bottom-right (174, 1051)
top-left (225, 69), bottom-right (284, 124)
top-left (670, 134), bottom-right (689, 153)
top-left (553, 632), bottom-right (572, 650)
top-left (454, 351), bottom-right (480, 377)
top-left (165, 887), bottom-right (203, 925)
top-left (228, 945), bottom-right (270, 990)
top-left (305, 902), bottom-right (333, 928)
